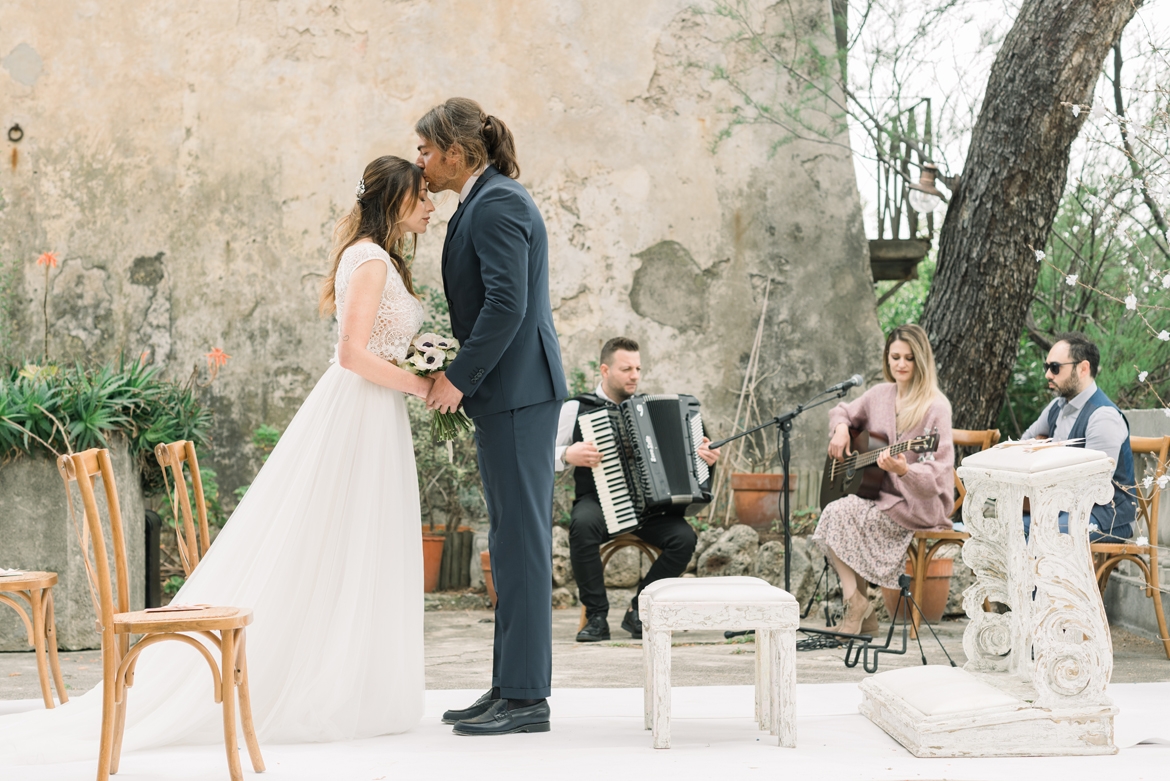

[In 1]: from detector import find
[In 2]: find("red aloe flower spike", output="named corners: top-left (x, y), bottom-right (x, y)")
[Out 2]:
top-left (36, 251), bottom-right (59, 268)
top-left (205, 347), bottom-right (231, 368)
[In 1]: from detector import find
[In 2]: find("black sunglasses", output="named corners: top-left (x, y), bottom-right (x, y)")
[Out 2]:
top-left (1043, 361), bottom-right (1078, 375)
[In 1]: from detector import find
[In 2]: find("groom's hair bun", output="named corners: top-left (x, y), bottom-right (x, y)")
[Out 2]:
top-left (416, 98), bottom-right (520, 180)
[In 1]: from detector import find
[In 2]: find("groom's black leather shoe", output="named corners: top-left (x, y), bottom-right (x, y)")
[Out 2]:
top-left (441, 688), bottom-right (500, 725)
top-left (452, 698), bottom-right (550, 736)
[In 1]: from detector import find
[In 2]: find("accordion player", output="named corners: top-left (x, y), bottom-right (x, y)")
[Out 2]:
top-left (577, 393), bottom-right (713, 535)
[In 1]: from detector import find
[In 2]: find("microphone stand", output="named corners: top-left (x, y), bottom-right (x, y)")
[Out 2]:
top-left (709, 386), bottom-right (851, 592)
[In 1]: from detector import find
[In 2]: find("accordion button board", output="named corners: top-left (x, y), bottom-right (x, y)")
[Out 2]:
top-left (578, 394), bottom-right (713, 536)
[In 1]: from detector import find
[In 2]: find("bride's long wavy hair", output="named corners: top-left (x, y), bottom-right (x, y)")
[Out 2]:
top-left (319, 156), bottom-right (422, 316)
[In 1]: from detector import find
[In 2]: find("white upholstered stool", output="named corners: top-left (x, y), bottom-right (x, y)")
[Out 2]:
top-left (639, 576), bottom-right (799, 749)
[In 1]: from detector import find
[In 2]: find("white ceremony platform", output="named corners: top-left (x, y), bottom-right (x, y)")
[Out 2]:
top-left (2, 683), bottom-right (1166, 780)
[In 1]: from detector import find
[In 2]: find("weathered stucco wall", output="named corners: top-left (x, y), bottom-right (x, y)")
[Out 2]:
top-left (0, 0), bottom-right (882, 496)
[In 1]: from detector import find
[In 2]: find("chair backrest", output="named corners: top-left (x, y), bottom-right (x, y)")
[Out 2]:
top-left (56, 448), bottom-right (130, 636)
top-left (1130, 435), bottom-right (1169, 551)
top-left (154, 440), bottom-right (211, 576)
top-left (951, 428), bottom-right (1001, 515)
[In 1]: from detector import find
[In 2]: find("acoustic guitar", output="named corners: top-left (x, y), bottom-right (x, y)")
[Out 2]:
top-left (819, 428), bottom-right (940, 508)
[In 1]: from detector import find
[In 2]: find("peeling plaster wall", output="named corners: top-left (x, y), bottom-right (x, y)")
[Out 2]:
top-left (0, 0), bottom-right (882, 496)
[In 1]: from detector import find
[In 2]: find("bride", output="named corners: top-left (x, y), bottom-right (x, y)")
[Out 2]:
top-left (0, 155), bottom-right (437, 763)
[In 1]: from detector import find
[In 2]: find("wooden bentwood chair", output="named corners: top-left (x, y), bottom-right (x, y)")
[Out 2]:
top-left (576, 535), bottom-right (662, 632)
top-left (57, 448), bottom-right (264, 781)
top-left (154, 440), bottom-right (214, 577)
top-left (905, 428), bottom-right (1001, 636)
top-left (0, 570), bottom-right (68, 708)
top-left (1091, 435), bottom-right (1170, 660)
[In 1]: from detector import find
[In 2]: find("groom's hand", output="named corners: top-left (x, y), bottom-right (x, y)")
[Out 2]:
top-left (426, 371), bottom-right (464, 414)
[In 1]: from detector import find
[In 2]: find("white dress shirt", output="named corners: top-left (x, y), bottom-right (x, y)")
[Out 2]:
top-left (458, 167), bottom-right (487, 203)
top-left (1020, 381), bottom-right (1128, 464)
top-left (554, 384), bottom-right (618, 471)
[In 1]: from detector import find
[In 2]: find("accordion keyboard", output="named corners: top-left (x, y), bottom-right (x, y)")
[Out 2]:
top-left (579, 408), bottom-right (640, 535)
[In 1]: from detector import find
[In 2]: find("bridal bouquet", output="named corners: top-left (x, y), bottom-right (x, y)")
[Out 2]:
top-left (401, 333), bottom-right (474, 441)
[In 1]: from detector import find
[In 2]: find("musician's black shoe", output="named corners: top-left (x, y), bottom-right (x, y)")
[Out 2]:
top-left (441, 687), bottom-right (500, 724)
top-left (452, 698), bottom-right (551, 736)
top-left (575, 614), bottom-right (610, 642)
top-left (621, 600), bottom-right (643, 639)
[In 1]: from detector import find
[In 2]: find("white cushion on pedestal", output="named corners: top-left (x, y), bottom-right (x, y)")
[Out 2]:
top-left (644, 577), bottom-right (795, 605)
top-left (961, 445), bottom-right (1110, 474)
top-left (870, 666), bottom-right (1022, 717)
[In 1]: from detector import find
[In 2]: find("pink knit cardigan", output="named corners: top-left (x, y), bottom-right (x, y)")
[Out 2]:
top-left (827, 383), bottom-right (955, 531)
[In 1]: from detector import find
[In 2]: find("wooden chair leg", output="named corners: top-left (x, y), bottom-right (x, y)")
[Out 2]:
top-left (109, 683), bottom-right (129, 775)
top-left (43, 590), bottom-right (68, 704)
top-left (910, 543), bottom-right (928, 640)
top-left (28, 588), bottom-right (54, 709)
top-left (1149, 575), bottom-right (1170, 661)
top-left (97, 635), bottom-right (119, 781)
top-left (220, 629), bottom-right (244, 781)
top-left (235, 630), bottom-right (266, 772)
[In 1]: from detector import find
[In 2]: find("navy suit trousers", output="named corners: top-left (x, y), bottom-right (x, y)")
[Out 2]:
top-left (475, 398), bottom-right (561, 699)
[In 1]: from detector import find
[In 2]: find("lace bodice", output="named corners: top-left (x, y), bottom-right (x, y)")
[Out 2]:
top-left (333, 242), bottom-right (424, 364)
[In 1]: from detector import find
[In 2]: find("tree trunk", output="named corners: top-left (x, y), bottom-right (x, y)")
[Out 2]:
top-left (920, 0), bottom-right (1143, 430)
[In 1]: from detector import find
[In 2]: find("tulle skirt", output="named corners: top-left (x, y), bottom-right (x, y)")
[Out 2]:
top-left (0, 363), bottom-right (425, 764)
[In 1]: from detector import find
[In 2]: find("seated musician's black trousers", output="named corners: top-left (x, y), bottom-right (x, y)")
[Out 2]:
top-left (568, 493), bottom-right (699, 618)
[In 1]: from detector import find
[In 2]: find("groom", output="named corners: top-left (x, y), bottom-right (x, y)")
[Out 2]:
top-left (417, 98), bottom-right (567, 736)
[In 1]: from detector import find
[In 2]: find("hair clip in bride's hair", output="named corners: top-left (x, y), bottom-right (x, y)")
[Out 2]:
top-left (355, 178), bottom-right (366, 201)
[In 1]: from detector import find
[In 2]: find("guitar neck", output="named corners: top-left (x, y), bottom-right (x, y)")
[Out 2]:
top-left (849, 439), bottom-right (913, 469)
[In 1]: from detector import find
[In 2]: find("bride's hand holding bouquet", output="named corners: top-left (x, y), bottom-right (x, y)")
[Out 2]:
top-left (400, 333), bottom-right (473, 441)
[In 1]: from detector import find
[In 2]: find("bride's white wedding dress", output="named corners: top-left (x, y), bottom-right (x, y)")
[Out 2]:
top-left (0, 242), bottom-right (425, 764)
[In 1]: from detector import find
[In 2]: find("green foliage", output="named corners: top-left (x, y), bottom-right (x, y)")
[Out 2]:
top-left (232, 423), bottom-right (284, 502)
top-left (416, 284), bottom-right (451, 338)
top-left (0, 356), bottom-right (212, 489)
top-left (567, 361), bottom-right (598, 398)
top-left (409, 397), bottom-right (484, 533)
top-left (251, 424), bottom-right (281, 457)
top-left (875, 255), bottom-right (936, 334)
top-left (162, 575), bottom-right (185, 597)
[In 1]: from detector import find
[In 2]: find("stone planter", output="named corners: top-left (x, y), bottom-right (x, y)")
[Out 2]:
top-left (0, 437), bottom-right (146, 651)
top-left (730, 473), bottom-right (797, 532)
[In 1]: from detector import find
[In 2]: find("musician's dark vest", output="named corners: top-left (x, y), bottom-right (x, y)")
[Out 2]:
top-left (571, 392), bottom-right (615, 500)
top-left (1045, 387), bottom-right (1136, 537)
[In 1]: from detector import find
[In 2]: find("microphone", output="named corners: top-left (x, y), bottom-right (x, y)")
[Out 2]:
top-left (825, 374), bottom-right (864, 393)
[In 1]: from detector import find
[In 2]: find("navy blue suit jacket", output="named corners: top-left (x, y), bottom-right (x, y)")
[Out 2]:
top-left (441, 166), bottom-right (567, 418)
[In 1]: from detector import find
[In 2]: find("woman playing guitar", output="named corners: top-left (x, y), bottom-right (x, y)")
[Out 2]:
top-left (814, 324), bottom-right (955, 636)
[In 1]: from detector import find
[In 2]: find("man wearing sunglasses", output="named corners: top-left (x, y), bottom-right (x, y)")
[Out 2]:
top-left (1019, 332), bottom-right (1136, 541)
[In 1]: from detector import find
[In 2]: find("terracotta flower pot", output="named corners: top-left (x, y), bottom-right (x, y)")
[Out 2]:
top-left (881, 557), bottom-right (953, 623)
top-left (730, 472), bottom-right (797, 532)
top-left (422, 533), bottom-right (445, 593)
top-left (481, 549), bottom-right (497, 608)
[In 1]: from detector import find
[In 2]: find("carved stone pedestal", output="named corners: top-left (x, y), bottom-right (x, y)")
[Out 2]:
top-left (860, 445), bottom-right (1119, 757)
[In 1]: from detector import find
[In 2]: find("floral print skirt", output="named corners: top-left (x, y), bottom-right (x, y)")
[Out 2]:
top-left (812, 494), bottom-right (912, 588)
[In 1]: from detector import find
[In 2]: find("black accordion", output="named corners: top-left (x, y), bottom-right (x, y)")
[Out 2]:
top-left (578, 393), bottom-right (712, 536)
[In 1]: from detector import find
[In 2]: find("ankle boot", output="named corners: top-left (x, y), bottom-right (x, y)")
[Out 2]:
top-left (839, 590), bottom-right (873, 636)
